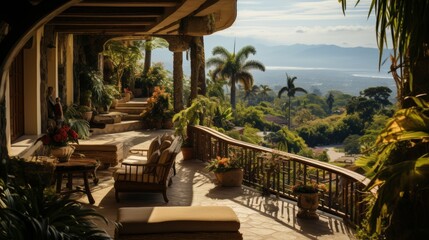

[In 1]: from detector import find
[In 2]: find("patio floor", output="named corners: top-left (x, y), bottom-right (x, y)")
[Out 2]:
top-left (69, 130), bottom-right (356, 240)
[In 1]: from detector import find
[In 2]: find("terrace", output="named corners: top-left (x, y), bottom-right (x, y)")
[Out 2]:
top-left (63, 127), bottom-right (361, 239)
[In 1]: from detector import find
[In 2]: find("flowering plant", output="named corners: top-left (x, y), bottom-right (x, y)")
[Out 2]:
top-left (140, 86), bottom-right (171, 121)
top-left (38, 125), bottom-right (79, 147)
top-left (206, 156), bottom-right (242, 173)
top-left (292, 182), bottom-right (327, 194)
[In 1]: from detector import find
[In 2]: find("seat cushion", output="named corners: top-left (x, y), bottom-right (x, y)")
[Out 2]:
top-left (114, 168), bottom-right (159, 183)
top-left (117, 206), bottom-right (241, 235)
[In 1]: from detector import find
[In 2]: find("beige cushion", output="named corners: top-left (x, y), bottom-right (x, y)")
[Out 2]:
top-left (117, 206), bottom-right (241, 235)
top-left (147, 150), bottom-right (161, 164)
top-left (159, 140), bottom-right (172, 152)
top-left (147, 136), bottom-right (161, 157)
top-left (155, 149), bottom-right (173, 177)
top-left (161, 133), bottom-right (175, 142)
top-left (158, 148), bottom-right (173, 165)
top-left (114, 168), bottom-right (159, 183)
top-left (121, 155), bottom-right (148, 165)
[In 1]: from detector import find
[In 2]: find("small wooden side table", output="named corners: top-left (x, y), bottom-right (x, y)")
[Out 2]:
top-left (55, 157), bottom-right (100, 204)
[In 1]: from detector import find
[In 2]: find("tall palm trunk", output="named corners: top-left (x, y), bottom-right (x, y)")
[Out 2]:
top-left (143, 38), bottom-right (152, 74)
top-left (230, 76), bottom-right (237, 110)
top-left (173, 52), bottom-right (183, 112)
top-left (288, 96), bottom-right (291, 129)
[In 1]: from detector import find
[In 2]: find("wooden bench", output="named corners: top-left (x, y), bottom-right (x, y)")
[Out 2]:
top-left (115, 206), bottom-right (242, 240)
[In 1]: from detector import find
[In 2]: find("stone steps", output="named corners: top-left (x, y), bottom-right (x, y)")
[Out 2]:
top-left (111, 106), bottom-right (145, 115)
top-left (91, 120), bottom-right (143, 135)
top-left (90, 98), bottom-right (147, 134)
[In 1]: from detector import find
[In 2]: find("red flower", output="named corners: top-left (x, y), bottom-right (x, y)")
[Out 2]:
top-left (69, 130), bottom-right (78, 139)
top-left (41, 135), bottom-right (51, 145)
top-left (37, 124), bottom-right (79, 147)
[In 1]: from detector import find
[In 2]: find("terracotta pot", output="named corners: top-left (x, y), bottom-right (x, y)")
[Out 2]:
top-left (181, 147), bottom-right (194, 160)
top-left (214, 168), bottom-right (243, 187)
top-left (81, 111), bottom-right (93, 122)
top-left (50, 145), bottom-right (75, 163)
top-left (296, 192), bottom-right (319, 219)
top-left (162, 118), bottom-right (173, 129)
top-left (124, 92), bottom-right (131, 102)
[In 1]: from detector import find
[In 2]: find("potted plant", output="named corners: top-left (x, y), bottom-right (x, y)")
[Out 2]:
top-left (77, 105), bottom-right (93, 122)
top-left (172, 95), bottom-right (217, 160)
top-left (206, 155), bottom-right (243, 187)
top-left (162, 109), bottom-right (175, 129)
top-left (123, 87), bottom-right (132, 102)
top-left (104, 84), bottom-right (121, 110)
top-left (292, 182), bottom-right (327, 219)
top-left (37, 124), bottom-right (79, 162)
top-left (140, 86), bottom-right (172, 129)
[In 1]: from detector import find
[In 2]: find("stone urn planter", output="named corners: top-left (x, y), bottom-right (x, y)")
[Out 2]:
top-left (214, 168), bottom-right (243, 187)
top-left (124, 92), bottom-right (131, 102)
top-left (50, 145), bottom-right (75, 163)
top-left (296, 192), bottom-right (320, 219)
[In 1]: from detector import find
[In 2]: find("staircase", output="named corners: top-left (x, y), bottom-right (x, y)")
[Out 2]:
top-left (90, 97), bottom-right (148, 135)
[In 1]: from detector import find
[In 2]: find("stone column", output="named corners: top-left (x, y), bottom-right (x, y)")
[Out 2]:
top-left (190, 38), bottom-right (198, 100)
top-left (163, 35), bottom-right (192, 112)
top-left (173, 52), bottom-right (183, 112)
top-left (190, 36), bottom-right (206, 99)
top-left (197, 36), bottom-right (206, 96)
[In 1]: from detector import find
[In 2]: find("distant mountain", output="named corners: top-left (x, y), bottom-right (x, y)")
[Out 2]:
top-left (151, 35), bottom-right (396, 96)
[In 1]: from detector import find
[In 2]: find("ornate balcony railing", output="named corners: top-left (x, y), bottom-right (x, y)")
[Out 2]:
top-left (189, 125), bottom-right (370, 227)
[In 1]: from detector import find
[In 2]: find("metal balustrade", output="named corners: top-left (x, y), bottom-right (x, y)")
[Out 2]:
top-left (189, 125), bottom-right (370, 227)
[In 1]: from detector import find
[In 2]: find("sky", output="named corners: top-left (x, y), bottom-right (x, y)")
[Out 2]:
top-left (212, 0), bottom-right (378, 48)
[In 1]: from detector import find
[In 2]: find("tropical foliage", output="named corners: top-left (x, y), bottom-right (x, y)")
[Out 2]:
top-left (103, 40), bottom-right (143, 91)
top-left (355, 97), bottom-right (429, 239)
top-left (0, 179), bottom-right (112, 240)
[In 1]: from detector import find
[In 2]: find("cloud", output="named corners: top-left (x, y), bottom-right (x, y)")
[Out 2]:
top-left (218, 0), bottom-right (377, 48)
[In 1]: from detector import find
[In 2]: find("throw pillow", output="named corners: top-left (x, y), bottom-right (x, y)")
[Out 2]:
top-left (145, 149), bottom-right (161, 173)
top-left (147, 136), bottom-right (161, 157)
top-left (161, 133), bottom-right (175, 142)
top-left (159, 140), bottom-right (172, 152)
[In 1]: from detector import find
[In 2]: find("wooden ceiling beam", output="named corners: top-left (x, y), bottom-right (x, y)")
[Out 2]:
top-left (49, 17), bottom-right (157, 25)
top-left (59, 7), bottom-right (165, 18)
top-left (76, 0), bottom-right (179, 7)
top-left (53, 25), bottom-right (151, 34)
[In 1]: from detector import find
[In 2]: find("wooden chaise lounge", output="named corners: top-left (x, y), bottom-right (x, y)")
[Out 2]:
top-left (115, 206), bottom-right (242, 240)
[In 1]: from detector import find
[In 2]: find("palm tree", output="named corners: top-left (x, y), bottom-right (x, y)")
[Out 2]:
top-left (277, 73), bottom-right (307, 129)
top-left (326, 92), bottom-right (334, 114)
top-left (244, 85), bottom-right (260, 104)
top-left (206, 45), bottom-right (265, 110)
top-left (259, 84), bottom-right (272, 101)
top-left (143, 37), bottom-right (168, 74)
